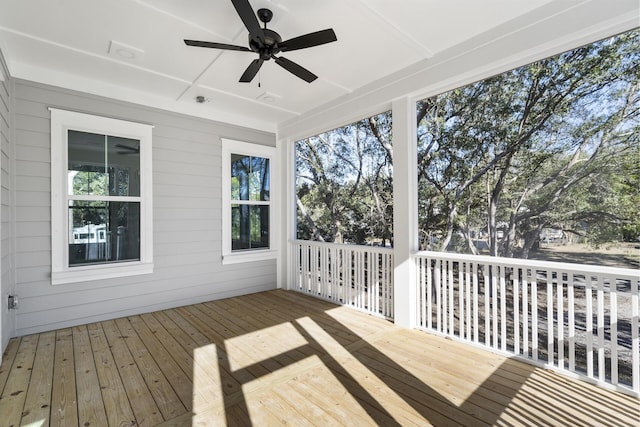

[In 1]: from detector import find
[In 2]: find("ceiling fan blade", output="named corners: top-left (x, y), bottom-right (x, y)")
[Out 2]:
top-left (184, 39), bottom-right (251, 52)
top-left (115, 144), bottom-right (138, 152)
top-left (239, 59), bottom-right (264, 83)
top-left (279, 29), bottom-right (337, 52)
top-left (274, 56), bottom-right (317, 83)
top-left (231, 0), bottom-right (264, 43)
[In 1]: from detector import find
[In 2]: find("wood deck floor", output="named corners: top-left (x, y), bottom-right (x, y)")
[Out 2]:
top-left (0, 290), bottom-right (638, 426)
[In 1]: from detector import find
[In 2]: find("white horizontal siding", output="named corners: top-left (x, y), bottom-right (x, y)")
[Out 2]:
top-left (13, 79), bottom-right (277, 336)
top-left (1, 50), bottom-right (14, 350)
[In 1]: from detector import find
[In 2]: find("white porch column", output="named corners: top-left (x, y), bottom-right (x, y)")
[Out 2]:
top-left (392, 96), bottom-right (418, 328)
top-left (277, 135), bottom-right (294, 290)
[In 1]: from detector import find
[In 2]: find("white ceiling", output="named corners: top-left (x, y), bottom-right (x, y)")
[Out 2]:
top-left (0, 0), bottom-right (638, 133)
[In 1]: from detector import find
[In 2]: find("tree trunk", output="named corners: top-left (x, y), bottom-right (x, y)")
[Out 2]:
top-left (439, 202), bottom-right (457, 251)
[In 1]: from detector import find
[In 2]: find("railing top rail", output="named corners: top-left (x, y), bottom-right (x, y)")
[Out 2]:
top-left (414, 250), bottom-right (640, 278)
top-left (291, 239), bottom-right (394, 255)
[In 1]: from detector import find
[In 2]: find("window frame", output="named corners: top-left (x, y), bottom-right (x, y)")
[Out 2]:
top-left (221, 138), bottom-right (277, 264)
top-left (50, 108), bottom-right (153, 285)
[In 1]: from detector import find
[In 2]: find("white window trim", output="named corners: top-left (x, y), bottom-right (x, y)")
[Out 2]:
top-left (50, 108), bottom-right (153, 285)
top-left (221, 138), bottom-right (278, 264)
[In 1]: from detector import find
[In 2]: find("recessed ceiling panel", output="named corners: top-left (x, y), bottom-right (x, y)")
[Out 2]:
top-left (359, 0), bottom-right (555, 55)
top-left (0, 0), bottom-right (223, 82)
top-left (0, 30), bottom-right (189, 100)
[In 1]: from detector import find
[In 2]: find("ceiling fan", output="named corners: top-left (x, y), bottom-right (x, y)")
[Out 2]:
top-left (116, 143), bottom-right (139, 155)
top-left (184, 0), bottom-right (337, 83)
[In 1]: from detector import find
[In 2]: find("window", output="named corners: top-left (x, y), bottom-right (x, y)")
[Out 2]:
top-left (222, 139), bottom-right (277, 264)
top-left (50, 109), bottom-right (153, 284)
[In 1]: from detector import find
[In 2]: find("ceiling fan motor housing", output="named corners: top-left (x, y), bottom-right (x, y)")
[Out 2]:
top-left (249, 28), bottom-right (282, 60)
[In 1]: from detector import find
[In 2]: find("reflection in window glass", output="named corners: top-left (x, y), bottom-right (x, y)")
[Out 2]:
top-left (231, 204), bottom-right (269, 250)
top-left (67, 129), bottom-right (142, 267)
top-left (68, 200), bottom-right (140, 266)
top-left (68, 130), bottom-right (139, 197)
top-left (231, 154), bottom-right (270, 202)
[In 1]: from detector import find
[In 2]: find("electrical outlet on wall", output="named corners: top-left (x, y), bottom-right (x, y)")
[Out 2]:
top-left (8, 295), bottom-right (18, 310)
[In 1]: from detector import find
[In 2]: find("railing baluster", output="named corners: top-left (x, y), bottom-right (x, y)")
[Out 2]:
top-left (442, 260), bottom-right (448, 333)
top-left (597, 274), bottom-right (605, 381)
top-left (523, 269), bottom-right (529, 358)
top-left (473, 262), bottom-right (479, 343)
top-left (459, 262), bottom-right (464, 338)
top-left (610, 276), bottom-right (618, 386)
top-left (586, 275), bottom-right (594, 379)
top-left (568, 272), bottom-right (575, 372)
top-left (449, 260), bottom-right (455, 335)
top-left (500, 265), bottom-right (507, 351)
top-left (436, 259), bottom-right (442, 333)
top-left (532, 269), bottom-right (538, 362)
top-left (466, 262), bottom-right (472, 340)
top-left (303, 243), bottom-right (309, 292)
top-left (557, 270), bottom-right (564, 369)
top-left (632, 277), bottom-right (639, 393)
top-left (514, 267), bottom-right (520, 355)
top-left (547, 269), bottom-right (554, 366)
top-left (427, 258), bottom-right (433, 329)
top-left (492, 264), bottom-right (498, 349)
top-left (484, 263), bottom-right (490, 347)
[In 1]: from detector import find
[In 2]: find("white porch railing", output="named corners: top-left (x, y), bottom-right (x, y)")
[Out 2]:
top-left (291, 240), bottom-right (394, 318)
top-left (415, 251), bottom-right (640, 396)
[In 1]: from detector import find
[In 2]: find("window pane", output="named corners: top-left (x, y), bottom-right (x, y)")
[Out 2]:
top-left (231, 154), bottom-right (269, 201)
top-left (68, 130), bottom-right (140, 197)
top-left (231, 204), bottom-right (269, 250)
top-left (250, 156), bottom-right (270, 201)
top-left (68, 200), bottom-right (140, 266)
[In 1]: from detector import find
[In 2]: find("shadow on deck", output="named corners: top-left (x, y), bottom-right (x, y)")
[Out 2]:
top-left (1, 290), bottom-right (638, 426)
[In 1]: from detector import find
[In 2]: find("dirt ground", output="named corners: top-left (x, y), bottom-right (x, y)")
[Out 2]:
top-left (529, 242), bottom-right (640, 269)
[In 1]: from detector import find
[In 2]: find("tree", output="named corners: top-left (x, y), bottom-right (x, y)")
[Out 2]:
top-left (296, 111), bottom-right (393, 245)
top-left (417, 29), bottom-right (639, 257)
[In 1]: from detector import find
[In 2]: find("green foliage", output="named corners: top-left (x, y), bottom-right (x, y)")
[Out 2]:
top-left (296, 111), bottom-right (393, 245)
top-left (294, 28), bottom-right (639, 259)
top-left (417, 28), bottom-right (640, 257)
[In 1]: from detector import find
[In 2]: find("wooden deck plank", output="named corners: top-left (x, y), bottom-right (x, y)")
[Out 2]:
top-left (161, 308), bottom-right (249, 390)
top-left (256, 290), bottom-right (376, 344)
top-left (139, 311), bottom-right (226, 414)
top-left (178, 305), bottom-right (271, 380)
top-left (72, 325), bottom-right (109, 427)
top-left (20, 331), bottom-right (55, 426)
top-left (376, 328), bottom-right (582, 426)
top-left (0, 334), bottom-right (38, 427)
top-left (149, 311), bottom-right (235, 406)
top-left (199, 300), bottom-right (286, 374)
top-left (113, 317), bottom-right (187, 421)
top-left (285, 367), bottom-right (383, 427)
top-left (207, 297), bottom-right (304, 367)
top-left (1, 290), bottom-right (638, 427)
top-left (229, 293), bottom-right (317, 359)
top-left (50, 328), bottom-right (78, 427)
top-left (0, 337), bottom-right (20, 395)
top-left (86, 322), bottom-right (137, 427)
top-left (127, 315), bottom-right (194, 411)
top-left (101, 319), bottom-right (164, 427)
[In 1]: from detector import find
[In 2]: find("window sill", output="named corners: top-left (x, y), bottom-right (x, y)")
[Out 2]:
top-left (52, 262), bottom-right (153, 285)
top-left (222, 250), bottom-right (278, 265)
